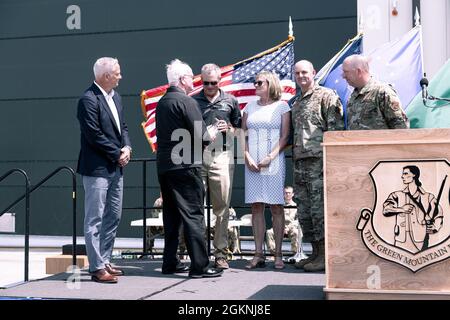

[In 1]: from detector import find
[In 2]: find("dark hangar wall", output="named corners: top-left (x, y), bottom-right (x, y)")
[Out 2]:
top-left (0, 0), bottom-right (356, 237)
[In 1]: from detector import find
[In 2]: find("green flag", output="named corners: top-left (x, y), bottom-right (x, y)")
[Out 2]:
top-left (406, 59), bottom-right (450, 128)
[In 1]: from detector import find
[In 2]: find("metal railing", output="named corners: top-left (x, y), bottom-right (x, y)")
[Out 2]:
top-left (123, 158), bottom-right (216, 257)
top-left (1, 166), bottom-right (77, 270)
top-left (123, 158), bottom-right (297, 257)
top-left (122, 158), bottom-right (155, 255)
top-left (0, 169), bottom-right (30, 282)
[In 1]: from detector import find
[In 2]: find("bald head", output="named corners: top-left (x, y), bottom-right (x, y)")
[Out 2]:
top-left (342, 54), bottom-right (371, 89)
top-left (295, 60), bottom-right (314, 72)
top-left (294, 60), bottom-right (316, 93)
top-left (344, 55), bottom-right (370, 72)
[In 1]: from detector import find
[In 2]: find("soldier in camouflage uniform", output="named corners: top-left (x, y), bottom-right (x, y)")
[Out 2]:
top-left (266, 186), bottom-right (301, 255)
top-left (342, 54), bottom-right (409, 130)
top-left (291, 60), bottom-right (345, 272)
top-left (146, 193), bottom-right (186, 255)
top-left (146, 195), bottom-right (164, 252)
top-left (207, 207), bottom-right (240, 258)
top-left (226, 208), bottom-right (240, 255)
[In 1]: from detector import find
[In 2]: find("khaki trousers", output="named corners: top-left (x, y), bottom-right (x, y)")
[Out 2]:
top-left (266, 223), bottom-right (299, 254)
top-left (201, 150), bottom-right (234, 259)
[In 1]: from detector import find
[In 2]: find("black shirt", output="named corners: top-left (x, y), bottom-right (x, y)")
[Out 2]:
top-left (193, 89), bottom-right (241, 127)
top-left (193, 89), bottom-right (241, 149)
top-left (156, 86), bottom-right (207, 175)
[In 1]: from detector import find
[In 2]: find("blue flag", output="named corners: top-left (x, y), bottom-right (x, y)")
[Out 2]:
top-left (316, 26), bottom-right (423, 127)
top-left (315, 34), bottom-right (363, 127)
top-left (368, 26), bottom-right (423, 110)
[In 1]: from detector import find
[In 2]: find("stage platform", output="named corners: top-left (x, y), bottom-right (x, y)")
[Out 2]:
top-left (0, 257), bottom-right (325, 300)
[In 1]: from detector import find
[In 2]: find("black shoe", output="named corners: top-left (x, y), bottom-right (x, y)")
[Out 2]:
top-left (189, 268), bottom-right (223, 279)
top-left (162, 263), bottom-right (190, 274)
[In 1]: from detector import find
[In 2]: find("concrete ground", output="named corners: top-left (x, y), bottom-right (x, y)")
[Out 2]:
top-left (0, 234), bottom-right (325, 300)
top-left (0, 235), bottom-right (142, 287)
top-left (0, 248), bottom-right (60, 287)
top-left (0, 257), bottom-right (325, 300)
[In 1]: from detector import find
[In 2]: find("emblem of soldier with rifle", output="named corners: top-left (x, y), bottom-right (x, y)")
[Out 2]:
top-left (382, 165), bottom-right (445, 253)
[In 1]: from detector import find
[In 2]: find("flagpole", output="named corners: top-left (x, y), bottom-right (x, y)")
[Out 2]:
top-left (358, 13), bottom-right (364, 34)
top-left (315, 32), bottom-right (363, 84)
top-left (235, 18), bottom-right (295, 65)
top-left (289, 16), bottom-right (294, 39)
top-left (235, 38), bottom-right (294, 65)
top-left (414, 7), bottom-right (420, 27)
top-left (415, 7), bottom-right (426, 78)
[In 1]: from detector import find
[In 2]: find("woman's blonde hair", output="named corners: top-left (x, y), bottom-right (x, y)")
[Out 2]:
top-left (256, 70), bottom-right (282, 101)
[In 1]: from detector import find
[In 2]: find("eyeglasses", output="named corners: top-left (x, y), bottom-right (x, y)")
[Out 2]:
top-left (203, 81), bottom-right (219, 86)
top-left (254, 80), bottom-right (267, 87)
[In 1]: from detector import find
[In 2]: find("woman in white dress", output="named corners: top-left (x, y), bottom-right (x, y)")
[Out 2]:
top-left (241, 71), bottom-right (291, 270)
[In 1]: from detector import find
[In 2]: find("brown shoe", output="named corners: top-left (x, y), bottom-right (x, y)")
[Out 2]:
top-left (245, 253), bottom-right (266, 270)
top-left (215, 257), bottom-right (229, 269)
top-left (105, 263), bottom-right (124, 276)
top-left (91, 269), bottom-right (118, 283)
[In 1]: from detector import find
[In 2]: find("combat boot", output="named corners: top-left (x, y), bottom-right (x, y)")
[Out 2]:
top-left (303, 239), bottom-right (325, 272)
top-left (294, 240), bottom-right (318, 269)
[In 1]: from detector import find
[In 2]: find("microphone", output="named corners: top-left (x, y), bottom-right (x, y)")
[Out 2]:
top-left (420, 76), bottom-right (429, 102)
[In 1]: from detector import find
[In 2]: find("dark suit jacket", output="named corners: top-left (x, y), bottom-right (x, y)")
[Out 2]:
top-left (77, 83), bottom-right (131, 177)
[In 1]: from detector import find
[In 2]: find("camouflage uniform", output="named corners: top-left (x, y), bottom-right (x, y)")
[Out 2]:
top-left (208, 208), bottom-right (240, 257)
top-left (346, 78), bottom-right (409, 130)
top-left (146, 197), bottom-right (186, 253)
top-left (146, 198), bottom-right (163, 252)
top-left (291, 85), bottom-right (344, 242)
top-left (226, 208), bottom-right (239, 255)
top-left (266, 200), bottom-right (300, 253)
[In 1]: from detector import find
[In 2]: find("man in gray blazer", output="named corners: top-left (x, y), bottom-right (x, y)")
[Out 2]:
top-left (77, 57), bottom-right (132, 283)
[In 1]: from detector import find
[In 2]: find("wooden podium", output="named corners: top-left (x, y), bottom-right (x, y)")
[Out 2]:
top-left (323, 128), bottom-right (450, 300)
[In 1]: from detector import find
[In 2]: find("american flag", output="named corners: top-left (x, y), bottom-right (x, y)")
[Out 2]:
top-left (140, 37), bottom-right (296, 152)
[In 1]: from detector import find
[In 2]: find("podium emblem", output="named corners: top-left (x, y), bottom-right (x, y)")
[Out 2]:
top-left (357, 159), bottom-right (450, 272)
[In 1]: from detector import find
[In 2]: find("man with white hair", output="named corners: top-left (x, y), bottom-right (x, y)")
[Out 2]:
top-left (156, 59), bottom-right (223, 278)
top-left (77, 57), bottom-right (132, 283)
top-left (342, 54), bottom-right (409, 130)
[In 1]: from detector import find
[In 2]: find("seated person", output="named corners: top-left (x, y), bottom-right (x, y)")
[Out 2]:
top-left (146, 193), bottom-right (186, 254)
top-left (266, 186), bottom-right (302, 255)
top-left (206, 207), bottom-right (240, 257)
top-left (227, 208), bottom-right (239, 254)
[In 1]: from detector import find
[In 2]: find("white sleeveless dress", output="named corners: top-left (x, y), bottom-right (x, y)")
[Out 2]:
top-left (244, 100), bottom-right (290, 204)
